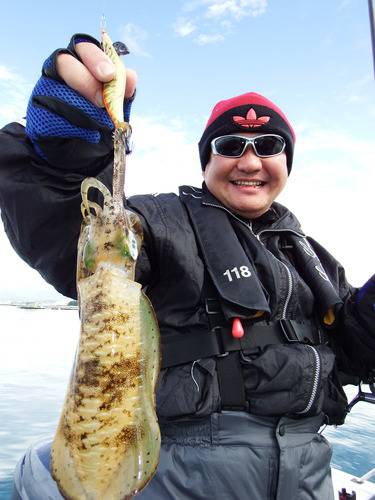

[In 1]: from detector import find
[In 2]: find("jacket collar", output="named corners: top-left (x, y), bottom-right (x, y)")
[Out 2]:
top-left (199, 182), bottom-right (304, 235)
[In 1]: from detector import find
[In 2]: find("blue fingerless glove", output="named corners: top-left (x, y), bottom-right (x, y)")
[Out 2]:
top-left (26, 33), bottom-right (134, 170)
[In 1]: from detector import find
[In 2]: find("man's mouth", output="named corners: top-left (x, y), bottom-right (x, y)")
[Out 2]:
top-left (230, 180), bottom-right (265, 187)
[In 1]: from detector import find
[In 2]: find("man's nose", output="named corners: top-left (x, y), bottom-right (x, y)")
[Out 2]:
top-left (236, 145), bottom-right (262, 171)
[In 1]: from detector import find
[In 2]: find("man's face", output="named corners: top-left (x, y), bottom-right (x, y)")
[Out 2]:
top-left (203, 132), bottom-right (288, 219)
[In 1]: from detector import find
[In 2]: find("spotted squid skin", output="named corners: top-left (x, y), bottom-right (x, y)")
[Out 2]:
top-left (51, 264), bottom-right (160, 499)
top-left (51, 181), bottom-right (161, 499)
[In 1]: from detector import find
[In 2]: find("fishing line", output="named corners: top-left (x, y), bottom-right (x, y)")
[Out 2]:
top-left (191, 360), bottom-right (201, 392)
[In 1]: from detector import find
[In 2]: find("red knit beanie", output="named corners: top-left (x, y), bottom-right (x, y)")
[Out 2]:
top-left (198, 92), bottom-right (296, 173)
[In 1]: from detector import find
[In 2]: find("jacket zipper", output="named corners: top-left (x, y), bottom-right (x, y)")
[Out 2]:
top-left (296, 345), bottom-right (321, 414)
top-left (256, 229), bottom-right (306, 318)
top-left (256, 229), bottom-right (305, 318)
top-left (279, 262), bottom-right (293, 319)
top-left (203, 202), bottom-right (301, 318)
top-left (248, 222), bottom-right (291, 317)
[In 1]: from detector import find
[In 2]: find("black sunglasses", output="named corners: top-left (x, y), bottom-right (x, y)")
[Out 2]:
top-left (211, 134), bottom-right (286, 158)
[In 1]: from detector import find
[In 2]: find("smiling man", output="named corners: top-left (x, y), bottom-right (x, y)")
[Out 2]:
top-left (204, 131), bottom-right (288, 218)
top-left (200, 93), bottom-right (292, 221)
top-left (1, 36), bottom-right (375, 500)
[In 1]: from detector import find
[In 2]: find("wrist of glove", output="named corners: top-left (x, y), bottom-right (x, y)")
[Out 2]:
top-left (26, 33), bottom-right (134, 170)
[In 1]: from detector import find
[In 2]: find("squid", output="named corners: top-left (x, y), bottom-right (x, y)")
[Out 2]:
top-left (50, 27), bottom-right (161, 500)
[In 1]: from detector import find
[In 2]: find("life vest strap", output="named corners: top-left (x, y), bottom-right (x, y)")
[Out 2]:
top-left (161, 318), bottom-right (323, 369)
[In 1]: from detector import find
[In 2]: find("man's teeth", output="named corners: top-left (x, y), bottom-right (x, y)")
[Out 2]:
top-left (232, 180), bottom-right (263, 186)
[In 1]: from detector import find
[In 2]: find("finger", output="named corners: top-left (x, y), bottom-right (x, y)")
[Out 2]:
top-left (57, 46), bottom-right (137, 108)
top-left (125, 68), bottom-right (138, 99)
top-left (75, 42), bottom-right (116, 82)
top-left (75, 42), bottom-right (138, 98)
top-left (56, 53), bottom-right (104, 106)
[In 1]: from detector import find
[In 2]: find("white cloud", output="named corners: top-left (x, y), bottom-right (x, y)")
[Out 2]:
top-left (173, 18), bottom-right (197, 37)
top-left (195, 33), bottom-right (225, 45)
top-left (0, 65), bottom-right (17, 80)
top-left (119, 23), bottom-right (150, 58)
top-left (204, 0), bottom-right (267, 20)
top-left (174, 0), bottom-right (267, 44)
top-left (334, 72), bottom-right (373, 106)
top-left (125, 115), bottom-right (202, 196)
top-left (0, 65), bottom-right (31, 126)
top-left (351, 73), bottom-right (373, 88)
top-left (182, 0), bottom-right (203, 13)
top-left (295, 126), bottom-right (373, 161)
top-left (338, 0), bottom-right (351, 10)
top-left (346, 94), bottom-right (362, 103)
top-left (183, 0), bottom-right (268, 19)
top-left (220, 19), bottom-right (234, 30)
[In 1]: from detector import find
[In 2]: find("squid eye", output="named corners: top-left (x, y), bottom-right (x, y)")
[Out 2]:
top-left (115, 233), bottom-right (131, 258)
top-left (114, 230), bottom-right (138, 260)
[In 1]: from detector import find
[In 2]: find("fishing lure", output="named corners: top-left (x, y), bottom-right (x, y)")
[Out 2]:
top-left (51, 27), bottom-right (161, 500)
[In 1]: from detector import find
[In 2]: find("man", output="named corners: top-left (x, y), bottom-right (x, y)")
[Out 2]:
top-left (1, 34), bottom-right (375, 500)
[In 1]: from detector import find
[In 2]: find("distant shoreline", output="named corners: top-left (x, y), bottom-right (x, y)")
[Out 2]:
top-left (0, 302), bottom-right (78, 310)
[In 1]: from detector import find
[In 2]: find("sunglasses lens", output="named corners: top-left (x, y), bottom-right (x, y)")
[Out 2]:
top-left (214, 136), bottom-right (247, 157)
top-left (254, 135), bottom-right (285, 156)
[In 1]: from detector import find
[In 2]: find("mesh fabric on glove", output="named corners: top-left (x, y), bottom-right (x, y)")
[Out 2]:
top-left (26, 33), bottom-right (133, 170)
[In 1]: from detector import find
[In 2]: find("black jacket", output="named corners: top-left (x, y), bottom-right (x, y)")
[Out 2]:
top-left (1, 122), bottom-right (375, 424)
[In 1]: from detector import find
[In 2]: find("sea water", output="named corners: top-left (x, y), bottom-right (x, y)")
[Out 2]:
top-left (0, 306), bottom-right (374, 499)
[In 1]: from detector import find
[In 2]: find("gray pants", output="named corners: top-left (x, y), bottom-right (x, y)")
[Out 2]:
top-left (12, 411), bottom-right (334, 500)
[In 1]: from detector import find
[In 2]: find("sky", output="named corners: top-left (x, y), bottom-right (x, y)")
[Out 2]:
top-left (0, 0), bottom-right (374, 300)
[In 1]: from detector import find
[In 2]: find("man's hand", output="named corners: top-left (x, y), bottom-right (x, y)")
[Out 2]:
top-left (25, 33), bottom-right (137, 168)
top-left (56, 42), bottom-right (137, 107)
